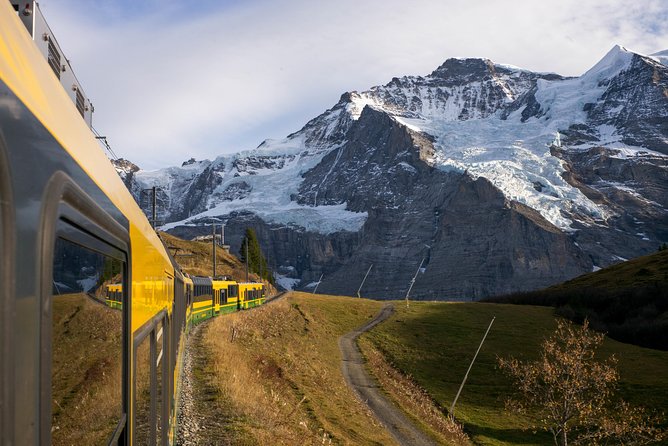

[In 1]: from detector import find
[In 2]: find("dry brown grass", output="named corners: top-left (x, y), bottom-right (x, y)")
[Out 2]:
top-left (159, 232), bottom-right (247, 278)
top-left (51, 293), bottom-right (122, 445)
top-left (159, 231), bottom-right (276, 293)
top-left (202, 292), bottom-right (397, 445)
top-left (358, 337), bottom-right (472, 445)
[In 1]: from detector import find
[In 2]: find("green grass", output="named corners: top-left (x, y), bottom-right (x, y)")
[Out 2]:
top-left (485, 249), bottom-right (668, 350)
top-left (203, 292), bottom-right (398, 445)
top-left (551, 249), bottom-right (668, 291)
top-left (363, 301), bottom-right (668, 446)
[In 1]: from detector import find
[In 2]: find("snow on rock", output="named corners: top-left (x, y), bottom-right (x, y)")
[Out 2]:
top-left (581, 45), bottom-right (635, 82)
top-left (650, 49), bottom-right (668, 66)
top-left (273, 273), bottom-right (300, 291)
top-left (158, 133), bottom-right (367, 234)
top-left (344, 54), bottom-right (627, 231)
top-left (142, 46), bottom-right (666, 237)
top-left (77, 274), bottom-right (99, 293)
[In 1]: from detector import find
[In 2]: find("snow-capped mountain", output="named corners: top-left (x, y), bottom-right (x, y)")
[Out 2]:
top-left (116, 45), bottom-right (668, 299)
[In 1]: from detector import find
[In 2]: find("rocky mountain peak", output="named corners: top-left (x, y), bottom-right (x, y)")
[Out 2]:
top-left (430, 57), bottom-right (497, 82)
top-left (581, 45), bottom-right (636, 82)
top-left (112, 157), bottom-right (139, 174)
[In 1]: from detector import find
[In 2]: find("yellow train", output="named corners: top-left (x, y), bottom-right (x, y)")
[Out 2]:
top-left (190, 277), bottom-right (265, 323)
top-left (0, 2), bottom-right (265, 444)
top-left (107, 277), bottom-right (266, 324)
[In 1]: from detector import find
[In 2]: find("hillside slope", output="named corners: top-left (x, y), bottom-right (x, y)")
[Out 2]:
top-left (486, 249), bottom-right (668, 349)
top-left (198, 294), bottom-right (399, 445)
top-left (551, 248), bottom-right (668, 290)
top-left (362, 301), bottom-right (668, 445)
top-left (158, 232), bottom-right (269, 286)
top-left (180, 292), bottom-right (668, 445)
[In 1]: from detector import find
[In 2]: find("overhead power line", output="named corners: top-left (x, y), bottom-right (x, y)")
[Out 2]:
top-left (92, 125), bottom-right (119, 160)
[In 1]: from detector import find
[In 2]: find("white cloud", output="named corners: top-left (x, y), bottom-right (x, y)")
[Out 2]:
top-left (40, 0), bottom-right (668, 169)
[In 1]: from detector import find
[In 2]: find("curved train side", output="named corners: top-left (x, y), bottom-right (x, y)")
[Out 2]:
top-left (0, 2), bottom-right (266, 445)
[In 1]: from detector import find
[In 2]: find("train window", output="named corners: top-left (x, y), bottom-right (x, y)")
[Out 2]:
top-left (193, 291), bottom-right (211, 303)
top-left (228, 284), bottom-right (238, 298)
top-left (134, 318), bottom-right (167, 446)
top-left (51, 237), bottom-right (123, 445)
top-left (192, 278), bottom-right (212, 303)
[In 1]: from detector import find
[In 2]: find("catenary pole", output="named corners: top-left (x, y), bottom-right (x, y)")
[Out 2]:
top-left (449, 317), bottom-right (496, 419)
top-left (152, 186), bottom-right (157, 228)
top-left (245, 241), bottom-right (249, 282)
top-left (357, 264), bottom-right (373, 298)
top-left (312, 273), bottom-right (324, 294)
top-left (405, 258), bottom-right (424, 309)
top-left (212, 223), bottom-right (216, 278)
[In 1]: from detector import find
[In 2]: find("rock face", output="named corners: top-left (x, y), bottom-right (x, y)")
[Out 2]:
top-left (293, 106), bottom-right (589, 298)
top-left (117, 45), bottom-right (668, 299)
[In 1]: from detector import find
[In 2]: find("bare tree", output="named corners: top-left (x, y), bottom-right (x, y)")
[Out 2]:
top-left (498, 319), bottom-right (665, 446)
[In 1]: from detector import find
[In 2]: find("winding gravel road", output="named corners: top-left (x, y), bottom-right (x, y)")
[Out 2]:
top-left (339, 303), bottom-right (438, 446)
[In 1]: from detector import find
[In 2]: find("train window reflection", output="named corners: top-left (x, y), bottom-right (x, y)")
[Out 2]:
top-left (51, 237), bottom-right (123, 445)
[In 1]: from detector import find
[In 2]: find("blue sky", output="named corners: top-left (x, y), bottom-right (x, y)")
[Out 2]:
top-left (40, 0), bottom-right (668, 169)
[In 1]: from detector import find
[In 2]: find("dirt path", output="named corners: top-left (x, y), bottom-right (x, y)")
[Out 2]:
top-left (339, 303), bottom-right (438, 446)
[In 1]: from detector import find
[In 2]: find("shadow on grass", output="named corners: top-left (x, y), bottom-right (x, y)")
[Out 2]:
top-left (465, 423), bottom-right (552, 446)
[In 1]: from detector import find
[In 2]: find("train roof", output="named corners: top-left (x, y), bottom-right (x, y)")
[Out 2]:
top-left (191, 276), bottom-right (212, 286)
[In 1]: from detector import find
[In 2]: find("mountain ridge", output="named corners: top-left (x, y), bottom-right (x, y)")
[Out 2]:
top-left (114, 45), bottom-right (668, 299)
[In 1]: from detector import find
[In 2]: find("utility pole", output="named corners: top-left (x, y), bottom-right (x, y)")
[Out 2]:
top-left (449, 317), bottom-right (495, 419)
top-left (142, 187), bottom-right (160, 228)
top-left (212, 223), bottom-right (216, 278)
top-left (245, 242), bottom-right (249, 283)
top-left (220, 223), bottom-right (225, 245)
top-left (312, 273), bottom-right (324, 294)
top-left (405, 258), bottom-right (424, 309)
top-left (357, 264), bottom-right (373, 298)
top-left (151, 186), bottom-right (157, 229)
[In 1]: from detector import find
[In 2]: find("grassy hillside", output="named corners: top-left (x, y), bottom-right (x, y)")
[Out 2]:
top-left (197, 293), bottom-right (667, 445)
top-left (159, 232), bottom-right (273, 290)
top-left (362, 301), bottom-right (668, 446)
top-left (485, 250), bottom-right (668, 349)
top-left (200, 293), bottom-right (399, 445)
top-left (553, 249), bottom-right (668, 291)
